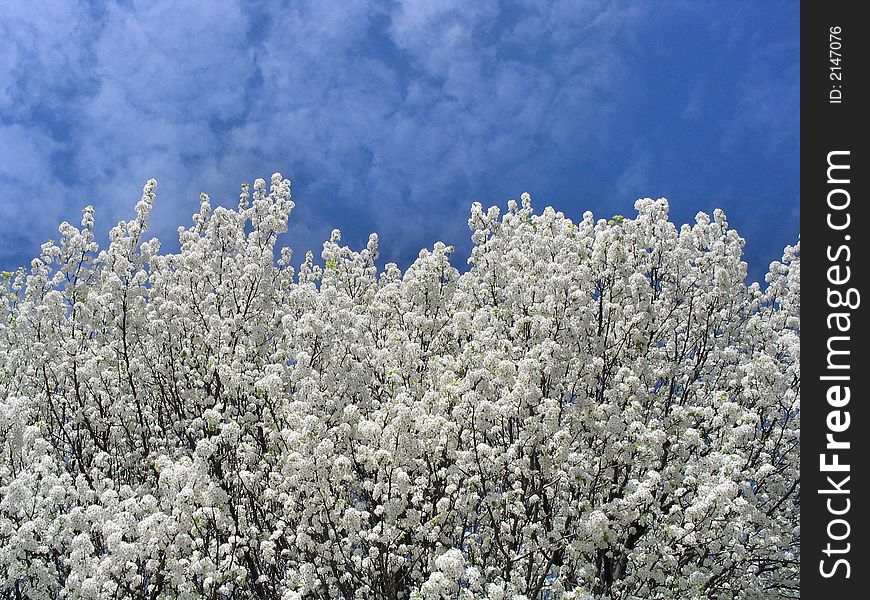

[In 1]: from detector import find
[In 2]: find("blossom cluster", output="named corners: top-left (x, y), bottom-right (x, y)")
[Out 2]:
top-left (0, 175), bottom-right (799, 599)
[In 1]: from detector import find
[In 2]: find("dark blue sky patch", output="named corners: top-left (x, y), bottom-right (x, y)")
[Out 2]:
top-left (0, 0), bottom-right (799, 286)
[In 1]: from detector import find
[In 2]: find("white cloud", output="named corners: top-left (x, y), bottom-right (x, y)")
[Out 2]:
top-left (0, 125), bottom-right (69, 254)
top-left (0, 0), bottom-right (687, 268)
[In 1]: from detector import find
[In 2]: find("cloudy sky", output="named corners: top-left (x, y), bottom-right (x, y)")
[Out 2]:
top-left (1, 0), bottom-right (798, 283)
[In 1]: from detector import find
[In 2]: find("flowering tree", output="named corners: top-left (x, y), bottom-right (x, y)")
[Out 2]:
top-left (0, 175), bottom-right (799, 599)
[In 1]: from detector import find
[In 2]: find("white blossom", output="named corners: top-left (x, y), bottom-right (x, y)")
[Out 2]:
top-left (0, 176), bottom-right (799, 599)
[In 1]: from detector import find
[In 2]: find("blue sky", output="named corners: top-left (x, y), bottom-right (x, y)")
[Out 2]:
top-left (0, 0), bottom-right (798, 284)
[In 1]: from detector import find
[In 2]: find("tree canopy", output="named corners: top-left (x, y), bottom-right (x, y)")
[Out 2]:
top-left (0, 175), bottom-right (799, 599)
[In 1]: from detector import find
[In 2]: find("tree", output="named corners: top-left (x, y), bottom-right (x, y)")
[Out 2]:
top-left (0, 175), bottom-right (799, 599)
